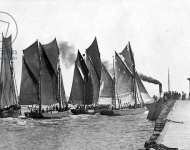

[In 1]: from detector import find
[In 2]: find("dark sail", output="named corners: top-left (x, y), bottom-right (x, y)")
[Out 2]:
top-left (76, 51), bottom-right (89, 79)
top-left (19, 41), bottom-right (40, 105)
top-left (69, 64), bottom-right (84, 105)
top-left (86, 37), bottom-right (101, 82)
top-left (39, 43), bottom-right (58, 105)
top-left (86, 56), bottom-right (99, 104)
top-left (119, 44), bottom-right (133, 72)
top-left (41, 39), bottom-right (67, 105)
top-left (99, 64), bottom-right (114, 105)
top-left (69, 51), bottom-right (93, 105)
top-left (22, 41), bottom-right (40, 81)
top-left (19, 58), bottom-right (39, 105)
top-left (42, 39), bottom-right (66, 104)
top-left (115, 52), bottom-right (134, 106)
top-left (20, 40), bottom-right (65, 106)
top-left (0, 35), bottom-right (17, 107)
top-left (42, 39), bottom-right (59, 74)
top-left (85, 73), bottom-right (93, 105)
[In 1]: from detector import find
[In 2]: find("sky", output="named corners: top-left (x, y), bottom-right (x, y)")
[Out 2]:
top-left (1, 0), bottom-right (190, 97)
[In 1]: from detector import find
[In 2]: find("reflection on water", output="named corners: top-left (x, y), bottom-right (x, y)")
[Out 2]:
top-left (0, 110), bottom-right (153, 150)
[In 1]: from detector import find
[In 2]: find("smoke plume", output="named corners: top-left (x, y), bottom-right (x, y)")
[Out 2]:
top-left (139, 73), bottom-right (161, 85)
top-left (58, 41), bottom-right (76, 68)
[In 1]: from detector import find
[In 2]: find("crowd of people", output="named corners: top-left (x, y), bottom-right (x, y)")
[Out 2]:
top-left (28, 104), bottom-right (69, 113)
top-left (163, 91), bottom-right (182, 100)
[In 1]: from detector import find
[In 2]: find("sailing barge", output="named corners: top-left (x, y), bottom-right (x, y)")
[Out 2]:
top-left (69, 50), bottom-right (96, 115)
top-left (19, 39), bottom-right (69, 119)
top-left (99, 42), bottom-right (153, 116)
top-left (0, 35), bottom-right (21, 118)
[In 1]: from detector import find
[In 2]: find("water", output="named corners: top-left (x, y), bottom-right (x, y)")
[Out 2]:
top-left (0, 110), bottom-right (153, 150)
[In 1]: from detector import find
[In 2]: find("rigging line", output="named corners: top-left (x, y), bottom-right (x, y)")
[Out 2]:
top-left (166, 119), bottom-right (184, 124)
top-left (12, 68), bottom-right (18, 103)
top-left (10, 73), bottom-right (17, 104)
top-left (136, 80), bottom-right (144, 105)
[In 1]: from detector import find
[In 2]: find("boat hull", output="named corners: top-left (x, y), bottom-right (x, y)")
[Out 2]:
top-left (100, 107), bottom-right (146, 116)
top-left (24, 111), bottom-right (70, 119)
top-left (0, 108), bottom-right (21, 118)
top-left (71, 109), bottom-right (96, 115)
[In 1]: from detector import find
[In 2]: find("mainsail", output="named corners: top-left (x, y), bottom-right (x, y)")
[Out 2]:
top-left (86, 37), bottom-right (101, 82)
top-left (98, 64), bottom-right (114, 105)
top-left (69, 51), bottom-right (93, 105)
top-left (20, 39), bottom-right (65, 106)
top-left (43, 39), bottom-right (66, 105)
top-left (114, 52), bottom-right (134, 106)
top-left (0, 35), bottom-right (17, 108)
top-left (86, 55), bottom-right (99, 104)
top-left (40, 39), bottom-right (66, 105)
top-left (19, 41), bottom-right (39, 105)
top-left (85, 37), bottom-right (102, 105)
top-left (120, 42), bottom-right (153, 104)
top-left (69, 63), bottom-right (84, 105)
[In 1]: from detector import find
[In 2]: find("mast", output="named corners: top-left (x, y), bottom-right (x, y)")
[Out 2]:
top-left (83, 54), bottom-right (86, 106)
top-left (128, 42), bottom-right (137, 108)
top-left (112, 55), bottom-right (116, 108)
top-left (168, 68), bottom-right (170, 92)
top-left (10, 44), bottom-right (17, 105)
top-left (38, 42), bottom-right (42, 113)
top-left (133, 67), bottom-right (137, 108)
top-left (113, 53), bottom-right (121, 109)
top-left (57, 57), bottom-right (62, 109)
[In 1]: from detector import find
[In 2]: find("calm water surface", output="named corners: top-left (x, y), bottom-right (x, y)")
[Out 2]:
top-left (0, 109), bottom-right (153, 150)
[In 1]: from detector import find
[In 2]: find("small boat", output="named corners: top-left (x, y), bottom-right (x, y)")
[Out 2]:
top-left (100, 110), bottom-right (121, 116)
top-left (19, 39), bottom-right (69, 119)
top-left (71, 108), bottom-right (96, 115)
top-left (0, 35), bottom-right (21, 118)
top-left (0, 104), bottom-right (21, 118)
top-left (24, 110), bottom-right (70, 119)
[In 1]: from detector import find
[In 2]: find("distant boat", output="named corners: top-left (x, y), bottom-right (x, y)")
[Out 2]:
top-left (19, 39), bottom-right (69, 119)
top-left (0, 35), bottom-right (21, 118)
